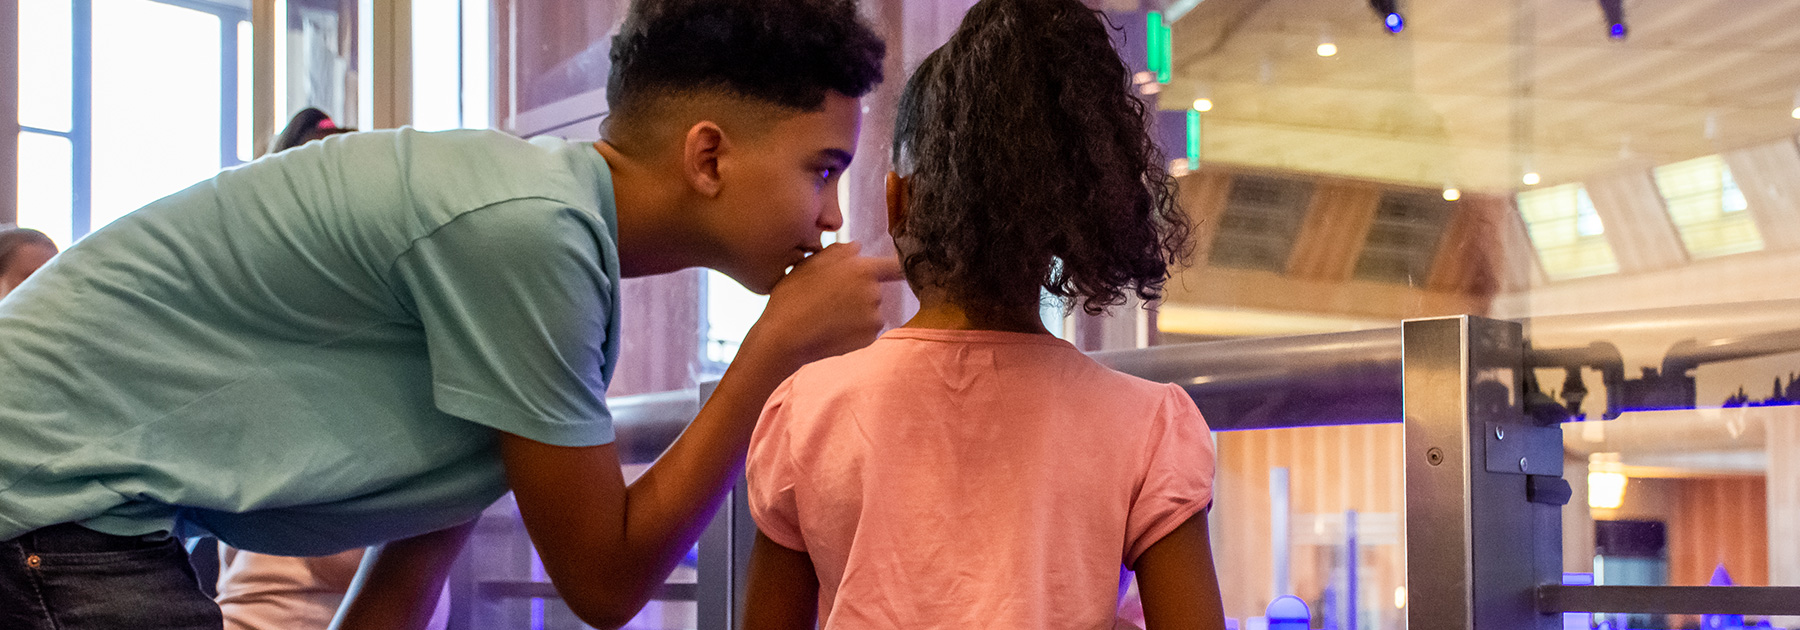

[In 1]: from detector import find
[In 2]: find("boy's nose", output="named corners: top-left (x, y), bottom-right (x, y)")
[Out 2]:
top-left (819, 195), bottom-right (845, 232)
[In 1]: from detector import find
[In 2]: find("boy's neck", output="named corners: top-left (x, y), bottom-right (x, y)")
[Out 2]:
top-left (905, 289), bottom-right (1051, 335)
top-left (595, 141), bottom-right (711, 278)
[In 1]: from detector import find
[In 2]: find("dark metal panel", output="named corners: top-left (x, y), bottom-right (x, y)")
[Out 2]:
top-left (1538, 586), bottom-right (1800, 614)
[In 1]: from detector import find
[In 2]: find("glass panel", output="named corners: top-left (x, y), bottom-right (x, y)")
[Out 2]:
top-left (1652, 155), bottom-right (1766, 260)
top-left (704, 270), bottom-right (768, 366)
top-left (16, 132), bottom-right (74, 248)
top-left (1201, 424), bottom-right (1406, 629)
top-left (18, 0), bottom-right (74, 133)
top-left (461, 468), bottom-right (700, 630)
top-left (412, 0), bottom-right (461, 131)
top-left (511, 0), bottom-right (622, 112)
top-left (89, 0), bottom-right (222, 232)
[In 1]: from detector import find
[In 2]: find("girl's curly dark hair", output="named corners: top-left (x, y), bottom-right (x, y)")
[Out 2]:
top-left (893, 0), bottom-right (1192, 317)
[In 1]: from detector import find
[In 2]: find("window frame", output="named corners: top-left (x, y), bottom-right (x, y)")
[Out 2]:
top-left (16, 0), bottom-right (249, 242)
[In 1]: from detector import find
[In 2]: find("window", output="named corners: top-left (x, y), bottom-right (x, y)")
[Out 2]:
top-left (411, 0), bottom-right (491, 131)
top-left (16, 0), bottom-right (250, 247)
top-left (1517, 184), bottom-right (1620, 281)
top-left (1652, 155), bottom-right (1764, 260)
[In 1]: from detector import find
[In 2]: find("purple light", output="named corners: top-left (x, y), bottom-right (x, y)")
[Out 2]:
top-left (1608, 22), bottom-right (1627, 39)
top-left (1384, 12), bottom-right (1404, 33)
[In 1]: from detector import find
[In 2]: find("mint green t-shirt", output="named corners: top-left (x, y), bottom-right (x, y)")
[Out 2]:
top-left (0, 129), bottom-right (621, 555)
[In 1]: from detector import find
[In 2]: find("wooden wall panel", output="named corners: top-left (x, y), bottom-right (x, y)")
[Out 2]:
top-left (1426, 194), bottom-right (1505, 302)
top-left (1666, 476), bottom-right (1768, 588)
top-left (1285, 180), bottom-right (1381, 281)
top-left (1178, 168), bottom-right (1233, 266)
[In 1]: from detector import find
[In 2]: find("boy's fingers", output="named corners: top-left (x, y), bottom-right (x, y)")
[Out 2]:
top-left (865, 256), bottom-right (905, 283)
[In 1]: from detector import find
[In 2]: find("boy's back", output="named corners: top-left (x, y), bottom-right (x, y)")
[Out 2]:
top-left (748, 328), bottom-right (1215, 629)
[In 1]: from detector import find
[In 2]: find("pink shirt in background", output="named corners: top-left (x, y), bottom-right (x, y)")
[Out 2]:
top-left (747, 328), bottom-right (1216, 629)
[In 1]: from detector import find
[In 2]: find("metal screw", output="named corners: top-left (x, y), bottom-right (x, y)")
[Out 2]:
top-left (1427, 447), bottom-right (1445, 466)
top-left (1496, 426), bottom-right (1506, 440)
top-left (1519, 457), bottom-right (1529, 471)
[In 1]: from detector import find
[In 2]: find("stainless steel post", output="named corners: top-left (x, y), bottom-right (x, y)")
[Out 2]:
top-left (1403, 316), bottom-right (1563, 630)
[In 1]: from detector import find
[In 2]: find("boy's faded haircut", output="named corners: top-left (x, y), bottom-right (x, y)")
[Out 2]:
top-left (606, 0), bottom-right (885, 132)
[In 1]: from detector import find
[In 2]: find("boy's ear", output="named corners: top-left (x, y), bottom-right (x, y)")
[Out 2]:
top-left (683, 121), bottom-right (728, 198)
top-left (885, 171), bottom-right (910, 236)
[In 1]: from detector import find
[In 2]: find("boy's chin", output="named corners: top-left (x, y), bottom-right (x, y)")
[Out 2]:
top-left (719, 267), bottom-right (780, 296)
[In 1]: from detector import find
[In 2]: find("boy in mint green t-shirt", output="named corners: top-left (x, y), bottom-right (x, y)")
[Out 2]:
top-left (0, 1), bottom-right (896, 628)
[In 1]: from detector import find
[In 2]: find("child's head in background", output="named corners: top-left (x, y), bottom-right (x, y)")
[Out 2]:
top-left (888, 0), bottom-right (1193, 324)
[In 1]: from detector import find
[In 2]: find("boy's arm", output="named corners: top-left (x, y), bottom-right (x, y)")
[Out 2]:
top-left (1133, 511), bottom-right (1228, 630)
top-left (331, 521), bottom-right (477, 630)
top-left (503, 244), bottom-right (899, 629)
top-left (742, 531), bottom-right (822, 630)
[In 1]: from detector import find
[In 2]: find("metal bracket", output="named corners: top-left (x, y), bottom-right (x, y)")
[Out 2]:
top-left (1483, 422), bottom-right (1561, 476)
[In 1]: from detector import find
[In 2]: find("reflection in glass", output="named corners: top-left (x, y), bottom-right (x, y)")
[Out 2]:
top-left (1518, 184), bottom-right (1621, 281)
top-left (282, 0), bottom-right (358, 128)
top-left (1653, 155), bottom-right (1765, 260)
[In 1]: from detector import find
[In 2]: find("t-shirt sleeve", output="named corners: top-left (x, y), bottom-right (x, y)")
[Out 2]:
top-left (1124, 383), bottom-right (1216, 565)
top-left (389, 199), bottom-right (617, 447)
top-left (746, 376), bottom-right (807, 551)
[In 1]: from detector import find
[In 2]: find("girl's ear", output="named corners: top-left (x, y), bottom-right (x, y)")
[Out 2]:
top-left (885, 172), bottom-right (910, 237)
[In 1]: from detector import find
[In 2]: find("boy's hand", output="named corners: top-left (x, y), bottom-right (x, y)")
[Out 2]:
top-left (744, 242), bottom-right (904, 371)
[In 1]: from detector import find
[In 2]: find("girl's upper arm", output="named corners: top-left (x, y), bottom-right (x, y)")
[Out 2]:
top-left (742, 531), bottom-right (821, 630)
top-left (1132, 511), bottom-right (1228, 630)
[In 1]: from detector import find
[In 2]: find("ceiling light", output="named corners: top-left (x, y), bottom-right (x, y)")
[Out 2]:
top-left (1599, 0), bottom-right (1627, 40)
top-left (1523, 172), bottom-right (1541, 186)
top-left (1317, 42), bottom-right (1338, 57)
top-left (1369, 0), bottom-right (1404, 33)
top-left (1442, 187), bottom-right (1461, 201)
top-left (1193, 98), bottom-right (1213, 112)
top-left (1588, 471), bottom-right (1627, 509)
top-left (1792, 107), bottom-right (1800, 120)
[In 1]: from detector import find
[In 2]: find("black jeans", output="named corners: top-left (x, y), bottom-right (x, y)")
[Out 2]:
top-left (0, 523), bottom-right (223, 630)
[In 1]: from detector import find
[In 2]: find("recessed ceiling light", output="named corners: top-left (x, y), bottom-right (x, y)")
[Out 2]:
top-left (1317, 42), bottom-right (1338, 57)
top-left (1523, 172), bottom-right (1541, 186)
top-left (1193, 98), bottom-right (1213, 112)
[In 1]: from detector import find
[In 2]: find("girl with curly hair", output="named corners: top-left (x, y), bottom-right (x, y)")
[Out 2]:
top-left (742, 0), bottom-right (1224, 627)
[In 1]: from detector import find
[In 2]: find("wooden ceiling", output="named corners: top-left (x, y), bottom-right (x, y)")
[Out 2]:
top-left (1163, 0), bottom-right (1800, 192)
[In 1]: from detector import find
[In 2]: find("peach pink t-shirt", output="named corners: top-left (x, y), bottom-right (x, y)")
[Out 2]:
top-left (747, 328), bottom-right (1215, 629)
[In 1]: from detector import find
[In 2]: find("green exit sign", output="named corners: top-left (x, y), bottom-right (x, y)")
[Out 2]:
top-left (1147, 12), bottom-right (1173, 84)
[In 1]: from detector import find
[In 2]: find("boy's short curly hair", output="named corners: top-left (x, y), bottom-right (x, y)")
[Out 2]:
top-left (893, 0), bottom-right (1192, 316)
top-left (606, 0), bottom-right (885, 125)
